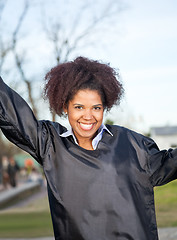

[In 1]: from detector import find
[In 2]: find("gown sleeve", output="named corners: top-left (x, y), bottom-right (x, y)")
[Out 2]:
top-left (144, 137), bottom-right (177, 187)
top-left (0, 76), bottom-right (51, 165)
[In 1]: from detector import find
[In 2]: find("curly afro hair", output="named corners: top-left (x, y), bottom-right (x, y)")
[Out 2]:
top-left (44, 56), bottom-right (124, 116)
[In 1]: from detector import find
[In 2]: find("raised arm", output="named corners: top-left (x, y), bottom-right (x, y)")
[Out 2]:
top-left (0, 76), bottom-right (49, 165)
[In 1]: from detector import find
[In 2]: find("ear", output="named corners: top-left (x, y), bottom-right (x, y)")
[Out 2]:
top-left (63, 105), bottom-right (68, 115)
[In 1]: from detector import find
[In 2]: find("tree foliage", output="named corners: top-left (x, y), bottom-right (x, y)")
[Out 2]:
top-left (0, 0), bottom-right (125, 116)
top-left (0, 0), bottom-right (126, 161)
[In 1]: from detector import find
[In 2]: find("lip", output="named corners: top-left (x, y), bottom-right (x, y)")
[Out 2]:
top-left (79, 122), bottom-right (95, 131)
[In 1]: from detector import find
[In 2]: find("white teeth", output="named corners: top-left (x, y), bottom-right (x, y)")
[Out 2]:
top-left (80, 123), bottom-right (93, 130)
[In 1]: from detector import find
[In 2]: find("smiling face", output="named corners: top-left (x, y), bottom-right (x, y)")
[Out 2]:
top-left (65, 89), bottom-right (104, 149)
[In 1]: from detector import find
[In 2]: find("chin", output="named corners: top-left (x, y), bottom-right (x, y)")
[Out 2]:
top-left (78, 130), bottom-right (96, 139)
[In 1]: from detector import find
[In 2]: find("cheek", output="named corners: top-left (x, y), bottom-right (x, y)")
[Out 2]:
top-left (68, 112), bottom-right (80, 123)
top-left (94, 115), bottom-right (103, 125)
top-left (97, 111), bottom-right (104, 121)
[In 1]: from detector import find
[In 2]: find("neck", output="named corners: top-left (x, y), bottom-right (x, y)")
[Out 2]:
top-left (78, 139), bottom-right (94, 150)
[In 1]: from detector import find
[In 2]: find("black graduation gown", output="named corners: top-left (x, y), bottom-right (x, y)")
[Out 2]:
top-left (1, 76), bottom-right (177, 240)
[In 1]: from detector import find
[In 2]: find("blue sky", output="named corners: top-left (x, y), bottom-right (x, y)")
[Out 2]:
top-left (1, 0), bottom-right (177, 133)
top-left (100, 0), bottom-right (177, 132)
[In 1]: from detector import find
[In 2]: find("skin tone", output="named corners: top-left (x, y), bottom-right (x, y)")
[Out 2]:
top-left (64, 89), bottom-right (104, 150)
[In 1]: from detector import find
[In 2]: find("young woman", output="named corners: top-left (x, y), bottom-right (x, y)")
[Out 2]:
top-left (0, 57), bottom-right (177, 240)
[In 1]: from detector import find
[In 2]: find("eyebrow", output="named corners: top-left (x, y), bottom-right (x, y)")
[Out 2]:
top-left (93, 104), bottom-right (103, 107)
top-left (73, 103), bottom-right (103, 107)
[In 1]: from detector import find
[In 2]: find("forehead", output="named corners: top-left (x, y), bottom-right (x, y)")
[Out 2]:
top-left (71, 89), bottom-right (102, 104)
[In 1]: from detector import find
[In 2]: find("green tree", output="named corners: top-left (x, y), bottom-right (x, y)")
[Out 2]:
top-left (105, 119), bottom-right (114, 125)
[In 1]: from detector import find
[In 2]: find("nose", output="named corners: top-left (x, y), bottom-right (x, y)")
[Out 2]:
top-left (83, 109), bottom-right (93, 120)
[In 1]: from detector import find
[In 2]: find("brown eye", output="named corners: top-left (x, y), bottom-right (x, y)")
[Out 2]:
top-left (75, 106), bottom-right (83, 110)
top-left (93, 106), bottom-right (101, 110)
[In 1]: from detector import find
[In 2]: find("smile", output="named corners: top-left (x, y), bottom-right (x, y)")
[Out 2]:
top-left (79, 123), bottom-right (95, 131)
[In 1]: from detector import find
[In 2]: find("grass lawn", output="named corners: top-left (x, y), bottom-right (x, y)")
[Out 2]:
top-left (0, 193), bottom-right (54, 238)
top-left (0, 211), bottom-right (53, 238)
top-left (155, 179), bottom-right (177, 228)
top-left (0, 180), bottom-right (177, 238)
